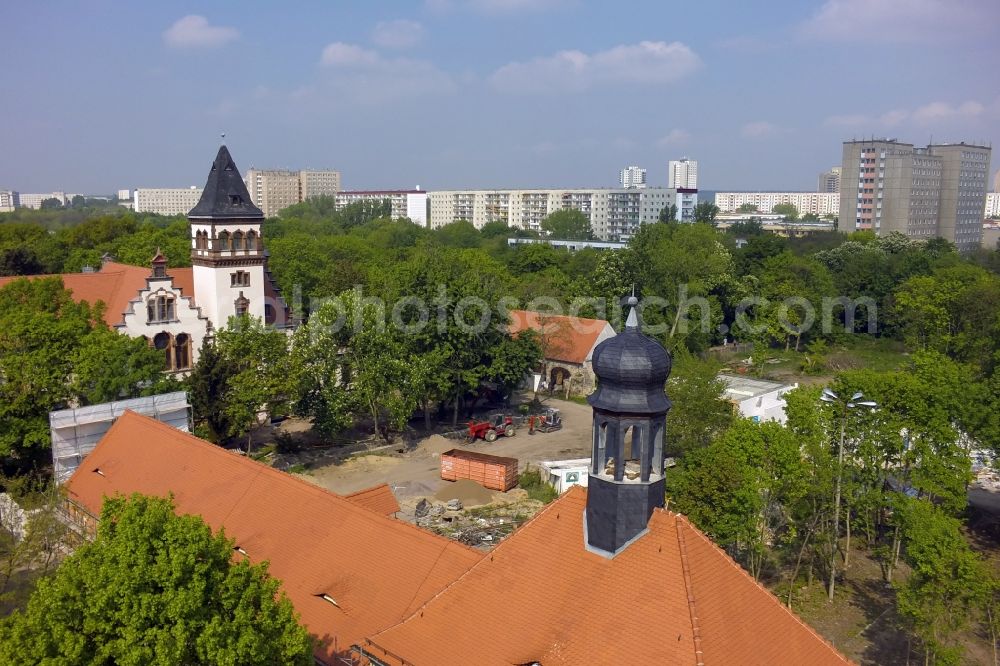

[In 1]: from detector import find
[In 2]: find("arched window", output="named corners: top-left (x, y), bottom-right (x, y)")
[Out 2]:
top-left (264, 303), bottom-right (276, 325)
top-left (174, 333), bottom-right (191, 370)
top-left (153, 332), bottom-right (173, 371)
top-left (218, 231), bottom-right (230, 250)
top-left (196, 230), bottom-right (208, 250)
top-left (233, 231), bottom-right (244, 251)
top-left (246, 229), bottom-right (257, 250)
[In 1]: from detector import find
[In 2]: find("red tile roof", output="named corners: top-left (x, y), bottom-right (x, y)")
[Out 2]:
top-left (64, 412), bottom-right (482, 663)
top-left (366, 486), bottom-right (854, 666)
top-left (343, 483), bottom-right (401, 516)
top-left (0, 262), bottom-right (195, 328)
top-left (508, 310), bottom-right (613, 365)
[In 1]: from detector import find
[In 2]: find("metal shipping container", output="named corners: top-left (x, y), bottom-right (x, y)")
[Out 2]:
top-left (440, 449), bottom-right (519, 492)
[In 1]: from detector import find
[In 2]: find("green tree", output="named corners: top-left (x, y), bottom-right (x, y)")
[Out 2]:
top-left (0, 278), bottom-right (92, 465)
top-left (692, 201), bottom-right (719, 225)
top-left (665, 353), bottom-right (733, 456)
top-left (39, 198), bottom-right (62, 210)
top-left (433, 220), bottom-right (482, 248)
top-left (672, 419), bottom-right (808, 579)
top-left (215, 317), bottom-right (293, 450)
top-left (772, 203), bottom-right (799, 220)
top-left (186, 336), bottom-right (236, 442)
top-left (0, 494), bottom-right (313, 665)
top-left (658, 203), bottom-right (678, 223)
top-left (737, 203), bottom-right (758, 213)
top-left (70, 325), bottom-right (168, 405)
top-left (540, 209), bottom-right (592, 240)
top-left (894, 497), bottom-right (991, 665)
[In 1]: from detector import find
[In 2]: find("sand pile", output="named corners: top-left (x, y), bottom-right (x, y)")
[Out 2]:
top-left (419, 434), bottom-right (461, 455)
top-left (435, 479), bottom-right (495, 507)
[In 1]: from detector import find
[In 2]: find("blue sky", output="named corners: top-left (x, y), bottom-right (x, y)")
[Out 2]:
top-left (2, 0), bottom-right (998, 194)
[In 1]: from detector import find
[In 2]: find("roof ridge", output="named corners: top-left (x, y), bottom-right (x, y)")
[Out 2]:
top-left (669, 510), bottom-right (855, 664)
top-left (675, 516), bottom-right (705, 666)
top-left (373, 485), bottom-right (583, 640)
top-left (99, 412), bottom-right (481, 556)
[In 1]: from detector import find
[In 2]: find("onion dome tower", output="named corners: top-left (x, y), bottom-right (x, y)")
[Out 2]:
top-left (585, 295), bottom-right (672, 556)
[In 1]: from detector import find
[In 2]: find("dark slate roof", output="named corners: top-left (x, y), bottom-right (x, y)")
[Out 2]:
top-left (187, 145), bottom-right (264, 219)
top-left (587, 305), bottom-right (672, 415)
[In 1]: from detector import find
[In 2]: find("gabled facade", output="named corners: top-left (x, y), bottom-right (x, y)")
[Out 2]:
top-left (0, 145), bottom-right (292, 371)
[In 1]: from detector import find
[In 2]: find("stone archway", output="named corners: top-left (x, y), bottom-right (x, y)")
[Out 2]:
top-left (549, 366), bottom-right (571, 390)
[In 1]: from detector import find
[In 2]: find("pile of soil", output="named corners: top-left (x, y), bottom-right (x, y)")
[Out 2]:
top-left (434, 479), bottom-right (495, 507)
top-left (419, 435), bottom-right (462, 455)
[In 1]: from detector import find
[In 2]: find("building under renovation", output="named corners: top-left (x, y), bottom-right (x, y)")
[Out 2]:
top-left (64, 299), bottom-right (852, 665)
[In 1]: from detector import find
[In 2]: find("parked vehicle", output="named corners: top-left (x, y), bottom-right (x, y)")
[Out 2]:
top-left (535, 408), bottom-right (563, 433)
top-left (467, 413), bottom-right (516, 442)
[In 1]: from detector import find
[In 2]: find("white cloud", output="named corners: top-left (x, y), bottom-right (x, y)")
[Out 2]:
top-left (657, 129), bottom-right (691, 146)
top-left (372, 19), bottom-right (425, 49)
top-left (490, 41), bottom-right (700, 94)
top-left (317, 43), bottom-right (454, 104)
top-left (824, 100), bottom-right (987, 129)
top-left (426, 0), bottom-right (566, 13)
top-left (912, 100), bottom-right (984, 124)
top-left (799, 0), bottom-right (992, 42)
top-left (741, 121), bottom-right (777, 138)
top-left (163, 15), bottom-right (239, 49)
top-left (320, 43), bottom-right (381, 67)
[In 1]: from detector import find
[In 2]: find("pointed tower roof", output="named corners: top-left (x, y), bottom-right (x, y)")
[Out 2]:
top-left (188, 145), bottom-right (263, 219)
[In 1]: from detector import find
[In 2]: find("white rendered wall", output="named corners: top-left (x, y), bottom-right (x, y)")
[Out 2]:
top-left (119, 276), bottom-right (209, 366)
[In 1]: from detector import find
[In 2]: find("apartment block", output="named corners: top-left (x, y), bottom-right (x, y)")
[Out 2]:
top-left (17, 192), bottom-right (71, 209)
top-left (841, 139), bottom-right (991, 252)
top-left (0, 190), bottom-right (18, 212)
top-left (244, 168), bottom-right (342, 218)
top-left (714, 192), bottom-right (840, 216)
top-left (817, 167), bottom-right (841, 193)
top-left (986, 192), bottom-right (1000, 218)
top-left (133, 187), bottom-right (203, 215)
top-left (428, 188), bottom-right (679, 241)
top-left (668, 158), bottom-right (698, 189)
top-left (619, 165), bottom-right (647, 189)
top-left (335, 190), bottom-right (427, 226)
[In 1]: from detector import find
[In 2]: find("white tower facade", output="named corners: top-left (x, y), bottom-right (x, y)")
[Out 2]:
top-left (188, 146), bottom-right (267, 331)
top-left (668, 158), bottom-right (698, 189)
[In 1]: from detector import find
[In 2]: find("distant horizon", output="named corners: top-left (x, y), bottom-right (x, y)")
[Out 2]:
top-left (1, 1), bottom-right (997, 194)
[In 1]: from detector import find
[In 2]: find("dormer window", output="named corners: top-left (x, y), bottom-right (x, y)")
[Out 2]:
top-left (230, 194), bottom-right (242, 205)
top-left (315, 593), bottom-right (341, 609)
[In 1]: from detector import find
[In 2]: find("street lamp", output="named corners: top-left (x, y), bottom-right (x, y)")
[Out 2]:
top-left (820, 388), bottom-right (876, 602)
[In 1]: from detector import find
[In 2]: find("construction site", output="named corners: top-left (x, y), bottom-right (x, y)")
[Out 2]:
top-left (267, 396), bottom-right (594, 547)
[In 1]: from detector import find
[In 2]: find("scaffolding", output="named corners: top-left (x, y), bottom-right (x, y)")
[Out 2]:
top-left (49, 391), bottom-right (192, 484)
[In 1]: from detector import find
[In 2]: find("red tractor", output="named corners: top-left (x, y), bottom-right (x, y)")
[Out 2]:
top-left (467, 413), bottom-right (516, 443)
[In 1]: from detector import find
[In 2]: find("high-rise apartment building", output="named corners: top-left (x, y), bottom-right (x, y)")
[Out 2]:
top-left (668, 158), bottom-right (698, 189)
top-left (244, 168), bottom-right (341, 218)
top-left (840, 139), bottom-right (991, 252)
top-left (714, 192), bottom-right (840, 217)
top-left (817, 167), bottom-right (841, 193)
top-left (986, 192), bottom-right (1000, 218)
top-left (428, 188), bottom-right (679, 241)
top-left (0, 191), bottom-right (18, 212)
top-left (134, 187), bottom-right (203, 215)
top-left (336, 190), bottom-right (427, 226)
top-left (619, 165), bottom-right (647, 189)
top-left (993, 169), bottom-right (1000, 193)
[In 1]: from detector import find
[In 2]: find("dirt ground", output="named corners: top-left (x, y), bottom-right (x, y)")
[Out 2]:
top-left (299, 394), bottom-right (593, 514)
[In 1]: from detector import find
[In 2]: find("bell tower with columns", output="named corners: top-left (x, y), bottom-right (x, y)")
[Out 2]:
top-left (584, 296), bottom-right (672, 556)
top-left (188, 145), bottom-right (266, 331)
